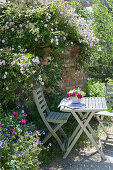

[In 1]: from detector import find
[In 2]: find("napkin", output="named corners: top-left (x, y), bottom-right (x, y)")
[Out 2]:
top-left (58, 98), bottom-right (85, 109)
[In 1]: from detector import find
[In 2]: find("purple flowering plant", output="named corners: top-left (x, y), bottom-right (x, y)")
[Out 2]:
top-left (0, 110), bottom-right (43, 169)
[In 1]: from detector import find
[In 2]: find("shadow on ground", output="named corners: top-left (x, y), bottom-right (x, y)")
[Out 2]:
top-left (42, 143), bottom-right (113, 170)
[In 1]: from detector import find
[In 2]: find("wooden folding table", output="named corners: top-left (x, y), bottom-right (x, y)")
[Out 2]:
top-left (59, 97), bottom-right (107, 159)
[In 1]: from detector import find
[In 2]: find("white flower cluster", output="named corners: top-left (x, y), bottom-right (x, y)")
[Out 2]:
top-left (65, 7), bottom-right (99, 47)
top-left (32, 56), bottom-right (40, 64)
top-left (0, 60), bottom-right (5, 65)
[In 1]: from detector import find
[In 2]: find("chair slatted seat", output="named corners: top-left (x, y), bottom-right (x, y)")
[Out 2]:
top-left (33, 85), bottom-right (71, 152)
top-left (95, 83), bottom-right (113, 145)
top-left (46, 112), bottom-right (70, 123)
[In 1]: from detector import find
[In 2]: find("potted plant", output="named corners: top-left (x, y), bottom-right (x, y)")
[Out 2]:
top-left (67, 88), bottom-right (85, 103)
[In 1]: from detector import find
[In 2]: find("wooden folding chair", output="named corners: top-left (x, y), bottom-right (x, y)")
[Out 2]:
top-left (33, 85), bottom-right (71, 152)
top-left (95, 83), bottom-right (113, 144)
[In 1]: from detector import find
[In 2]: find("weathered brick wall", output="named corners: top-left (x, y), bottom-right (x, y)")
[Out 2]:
top-left (41, 47), bottom-right (88, 91)
top-left (81, 2), bottom-right (93, 7)
top-left (58, 47), bottom-right (88, 91)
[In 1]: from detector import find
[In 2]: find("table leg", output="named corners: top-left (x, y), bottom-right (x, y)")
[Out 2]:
top-left (79, 112), bottom-right (98, 140)
top-left (63, 111), bottom-right (93, 159)
top-left (63, 111), bottom-right (106, 160)
top-left (69, 112), bottom-right (90, 144)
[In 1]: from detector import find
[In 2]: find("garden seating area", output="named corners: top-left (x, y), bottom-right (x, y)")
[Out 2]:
top-left (0, 0), bottom-right (113, 169)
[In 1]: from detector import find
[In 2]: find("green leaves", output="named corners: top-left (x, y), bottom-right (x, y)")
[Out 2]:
top-left (88, 0), bottom-right (113, 81)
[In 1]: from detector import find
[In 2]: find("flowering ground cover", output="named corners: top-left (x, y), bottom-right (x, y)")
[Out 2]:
top-left (0, 109), bottom-right (43, 169)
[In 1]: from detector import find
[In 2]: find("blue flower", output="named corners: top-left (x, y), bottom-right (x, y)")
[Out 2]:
top-left (23, 155), bottom-right (26, 157)
top-left (38, 140), bottom-right (40, 144)
top-left (43, 131), bottom-right (45, 135)
top-left (0, 141), bottom-right (3, 148)
top-left (5, 128), bottom-right (7, 131)
top-left (23, 139), bottom-right (25, 142)
top-left (26, 131), bottom-right (28, 134)
top-left (2, 140), bottom-right (4, 144)
top-left (23, 144), bottom-right (26, 147)
top-left (6, 133), bottom-right (9, 137)
top-left (11, 140), bottom-right (14, 144)
top-left (49, 142), bottom-right (52, 146)
top-left (14, 150), bottom-right (19, 154)
top-left (18, 134), bottom-right (20, 137)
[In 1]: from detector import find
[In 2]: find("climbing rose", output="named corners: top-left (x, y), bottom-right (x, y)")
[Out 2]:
top-left (12, 112), bottom-right (18, 117)
top-left (20, 119), bottom-right (26, 124)
top-left (9, 128), bottom-right (14, 134)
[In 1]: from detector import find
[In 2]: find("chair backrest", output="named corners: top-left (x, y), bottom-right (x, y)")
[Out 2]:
top-left (105, 83), bottom-right (113, 107)
top-left (33, 85), bottom-right (50, 121)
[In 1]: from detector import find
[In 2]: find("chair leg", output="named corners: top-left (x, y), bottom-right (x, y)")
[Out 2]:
top-left (43, 123), bottom-right (66, 152)
top-left (96, 115), bottom-right (108, 137)
top-left (59, 128), bottom-right (67, 139)
top-left (43, 124), bottom-right (60, 143)
top-left (96, 115), bottom-right (110, 146)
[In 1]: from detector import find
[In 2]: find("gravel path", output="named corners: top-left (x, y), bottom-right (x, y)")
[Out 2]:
top-left (42, 129), bottom-right (113, 170)
top-left (42, 143), bottom-right (113, 170)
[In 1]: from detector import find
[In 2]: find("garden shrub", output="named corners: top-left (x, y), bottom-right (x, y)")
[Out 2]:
top-left (87, 79), bottom-right (106, 97)
top-left (0, 109), bottom-right (44, 169)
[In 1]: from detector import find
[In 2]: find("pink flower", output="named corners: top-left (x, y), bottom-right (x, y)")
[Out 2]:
top-left (9, 128), bottom-right (14, 134)
top-left (20, 119), bottom-right (26, 124)
top-left (67, 93), bottom-right (70, 97)
top-left (23, 113), bottom-right (27, 118)
top-left (12, 112), bottom-right (18, 117)
top-left (36, 130), bottom-right (40, 134)
top-left (73, 88), bottom-right (77, 90)
top-left (72, 91), bottom-right (76, 96)
top-left (30, 84), bottom-right (33, 87)
top-left (0, 124), bottom-right (4, 128)
top-left (77, 94), bottom-right (83, 99)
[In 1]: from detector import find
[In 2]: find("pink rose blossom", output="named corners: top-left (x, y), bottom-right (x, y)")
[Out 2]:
top-left (12, 112), bottom-right (18, 117)
top-left (77, 94), bottom-right (83, 99)
top-left (23, 113), bottom-right (27, 118)
top-left (20, 119), bottom-right (26, 124)
top-left (72, 91), bottom-right (76, 96)
top-left (36, 130), bottom-right (40, 134)
top-left (67, 93), bottom-right (70, 97)
top-left (9, 128), bottom-right (14, 134)
top-left (0, 124), bottom-right (4, 128)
